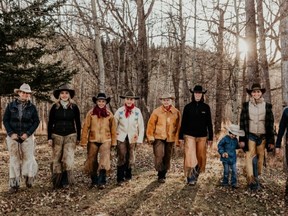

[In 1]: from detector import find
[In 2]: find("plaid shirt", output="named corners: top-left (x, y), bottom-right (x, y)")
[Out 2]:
top-left (239, 101), bottom-right (275, 150)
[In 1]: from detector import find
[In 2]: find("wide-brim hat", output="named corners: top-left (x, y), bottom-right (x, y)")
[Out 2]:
top-left (225, 124), bottom-right (245, 137)
top-left (92, 92), bottom-right (111, 104)
top-left (246, 83), bottom-right (266, 95)
top-left (159, 92), bottom-right (175, 100)
top-left (190, 85), bottom-right (207, 94)
top-left (14, 83), bottom-right (32, 94)
top-left (53, 84), bottom-right (75, 99)
top-left (120, 90), bottom-right (140, 99)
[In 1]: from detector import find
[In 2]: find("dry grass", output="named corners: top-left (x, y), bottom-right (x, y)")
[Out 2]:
top-left (0, 137), bottom-right (287, 215)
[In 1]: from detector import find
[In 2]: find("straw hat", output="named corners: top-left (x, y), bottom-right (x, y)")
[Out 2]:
top-left (14, 83), bottom-right (32, 94)
top-left (225, 124), bottom-right (245, 137)
top-left (120, 90), bottom-right (140, 99)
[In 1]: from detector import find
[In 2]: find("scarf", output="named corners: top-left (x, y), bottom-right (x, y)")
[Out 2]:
top-left (60, 100), bottom-right (69, 109)
top-left (163, 105), bottom-right (172, 112)
top-left (125, 104), bottom-right (135, 118)
top-left (92, 105), bottom-right (108, 118)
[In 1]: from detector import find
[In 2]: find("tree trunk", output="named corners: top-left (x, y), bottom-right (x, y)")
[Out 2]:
top-left (256, 0), bottom-right (271, 102)
top-left (245, 0), bottom-right (259, 85)
top-left (91, 0), bottom-right (105, 92)
top-left (135, 0), bottom-right (153, 125)
top-left (179, 0), bottom-right (189, 111)
top-left (231, 0), bottom-right (241, 124)
top-left (214, 8), bottom-right (224, 135)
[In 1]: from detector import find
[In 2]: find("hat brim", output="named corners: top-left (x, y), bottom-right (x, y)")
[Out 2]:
top-left (14, 89), bottom-right (32, 94)
top-left (53, 89), bottom-right (75, 99)
top-left (225, 126), bottom-right (245, 137)
top-left (189, 89), bottom-right (207, 94)
top-left (120, 95), bottom-right (140, 100)
top-left (92, 96), bottom-right (111, 104)
top-left (246, 88), bottom-right (266, 95)
top-left (159, 97), bottom-right (175, 100)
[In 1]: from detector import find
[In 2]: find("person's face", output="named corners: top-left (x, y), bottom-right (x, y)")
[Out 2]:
top-left (161, 98), bottom-right (172, 107)
top-left (18, 91), bottom-right (31, 101)
top-left (97, 99), bottom-right (107, 108)
top-left (125, 98), bottom-right (135, 106)
top-left (60, 91), bottom-right (70, 101)
top-left (229, 133), bottom-right (236, 139)
top-left (194, 92), bottom-right (203, 101)
top-left (251, 90), bottom-right (262, 100)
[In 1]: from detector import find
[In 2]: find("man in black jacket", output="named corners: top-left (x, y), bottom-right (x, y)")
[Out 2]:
top-left (179, 85), bottom-right (213, 185)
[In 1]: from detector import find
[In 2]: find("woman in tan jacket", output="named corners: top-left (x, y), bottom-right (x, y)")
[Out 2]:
top-left (146, 93), bottom-right (181, 183)
top-left (81, 93), bottom-right (116, 189)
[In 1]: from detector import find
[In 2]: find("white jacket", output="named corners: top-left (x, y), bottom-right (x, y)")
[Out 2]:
top-left (114, 106), bottom-right (144, 144)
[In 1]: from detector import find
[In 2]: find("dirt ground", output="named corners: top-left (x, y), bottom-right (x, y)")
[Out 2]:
top-left (0, 136), bottom-right (287, 216)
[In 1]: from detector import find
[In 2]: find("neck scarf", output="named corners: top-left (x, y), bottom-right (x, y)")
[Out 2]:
top-left (125, 103), bottom-right (135, 118)
top-left (92, 105), bottom-right (108, 118)
top-left (60, 100), bottom-right (69, 109)
top-left (163, 105), bottom-right (172, 112)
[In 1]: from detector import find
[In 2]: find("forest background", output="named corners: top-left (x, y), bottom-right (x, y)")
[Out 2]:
top-left (0, 0), bottom-right (288, 136)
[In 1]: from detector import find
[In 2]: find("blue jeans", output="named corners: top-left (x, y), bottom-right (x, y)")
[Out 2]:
top-left (222, 162), bottom-right (237, 186)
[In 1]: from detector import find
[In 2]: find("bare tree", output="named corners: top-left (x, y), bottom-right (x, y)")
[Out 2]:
top-left (256, 0), bottom-right (271, 102)
top-left (245, 0), bottom-right (259, 85)
top-left (91, 0), bottom-right (105, 92)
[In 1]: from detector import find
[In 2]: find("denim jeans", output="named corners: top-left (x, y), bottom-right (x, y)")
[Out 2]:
top-left (222, 162), bottom-right (237, 186)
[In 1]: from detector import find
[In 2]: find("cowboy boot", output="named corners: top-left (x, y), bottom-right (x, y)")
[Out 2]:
top-left (90, 174), bottom-right (98, 188)
top-left (117, 165), bottom-right (125, 185)
top-left (98, 169), bottom-right (107, 189)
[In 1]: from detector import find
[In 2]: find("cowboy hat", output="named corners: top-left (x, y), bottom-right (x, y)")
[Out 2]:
top-left (189, 85), bottom-right (207, 94)
top-left (225, 124), bottom-right (245, 137)
top-left (159, 92), bottom-right (175, 100)
top-left (53, 84), bottom-right (75, 99)
top-left (246, 83), bottom-right (266, 95)
top-left (14, 83), bottom-right (32, 94)
top-left (120, 90), bottom-right (140, 99)
top-left (92, 92), bottom-right (111, 104)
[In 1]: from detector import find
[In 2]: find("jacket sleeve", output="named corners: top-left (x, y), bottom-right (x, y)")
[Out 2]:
top-left (265, 103), bottom-right (275, 145)
top-left (110, 114), bottom-right (117, 146)
top-left (239, 102), bottom-right (247, 143)
top-left (26, 104), bottom-right (40, 136)
top-left (217, 136), bottom-right (226, 155)
top-left (47, 105), bottom-right (55, 140)
top-left (80, 110), bottom-right (92, 146)
top-left (137, 110), bottom-right (145, 143)
top-left (179, 105), bottom-right (188, 140)
top-left (3, 103), bottom-right (13, 136)
top-left (206, 105), bottom-right (213, 141)
top-left (146, 110), bottom-right (157, 142)
top-left (276, 108), bottom-right (288, 148)
top-left (74, 105), bottom-right (81, 141)
top-left (175, 110), bottom-right (181, 145)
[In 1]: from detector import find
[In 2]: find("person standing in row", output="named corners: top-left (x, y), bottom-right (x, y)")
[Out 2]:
top-left (114, 90), bottom-right (144, 185)
top-left (3, 83), bottom-right (40, 193)
top-left (179, 85), bottom-right (213, 186)
top-left (239, 83), bottom-right (275, 191)
top-left (47, 84), bottom-right (81, 189)
top-left (81, 93), bottom-right (116, 189)
top-left (146, 93), bottom-right (181, 183)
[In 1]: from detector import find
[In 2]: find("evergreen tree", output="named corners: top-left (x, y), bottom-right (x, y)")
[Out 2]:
top-left (0, 0), bottom-right (76, 100)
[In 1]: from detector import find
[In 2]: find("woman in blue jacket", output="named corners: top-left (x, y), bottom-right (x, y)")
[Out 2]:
top-left (3, 83), bottom-right (40, 193)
